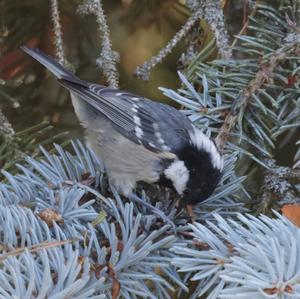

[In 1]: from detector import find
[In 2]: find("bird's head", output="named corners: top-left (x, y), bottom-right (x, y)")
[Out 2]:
top-left (163, 127), bottom-right (223, 205)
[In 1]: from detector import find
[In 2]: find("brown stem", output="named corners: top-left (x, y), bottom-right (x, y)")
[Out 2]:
top-left (0, 239), bottom-right (76, 262)
top-left (215, 43), bottom-right (296, 151)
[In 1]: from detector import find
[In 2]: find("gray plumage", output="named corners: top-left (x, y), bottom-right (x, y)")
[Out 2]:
top-left (21, 47), bottom-right (223, 203)
top-left (60, 81), bottom-right (194, 153)
top-left (21, 47), bottom-right (190, 194)
top-left (69, 87), bottom-right (178, 195)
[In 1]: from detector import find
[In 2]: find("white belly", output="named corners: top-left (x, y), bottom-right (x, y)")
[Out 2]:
top-left (71, 93), bottom-right (174, 195)
top-left (88, 121), bottom-right (163, 194)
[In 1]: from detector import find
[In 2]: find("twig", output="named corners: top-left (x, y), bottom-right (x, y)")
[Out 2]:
top-left (0, 239), bottom-right (76, 262)
top-left (135, 0), bottom-right (231, 79)
top-left (230, 1), bottom-right (258, 49)
top-left (134, 9), bottom-right (204, 81)
top-left (200, 0), bottom-right (231, 59)
top-left (78, 0), bottom-right (119, 88)
top-left (0, 108), bottom-right (14, 139)
top-left (50, 0), bottom-right (66, 65)
top-left (256, 159), bottom-right (300, 214)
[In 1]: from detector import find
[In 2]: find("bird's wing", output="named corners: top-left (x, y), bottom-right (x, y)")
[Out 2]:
top-left (21, 46), bottom-right (193, 153)
top-left (59, 79), bottom-right (193, 153)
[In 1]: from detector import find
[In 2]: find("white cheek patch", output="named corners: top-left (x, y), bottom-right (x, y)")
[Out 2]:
top-left (189, 127), bottom-right (223, 170)
top-left (164, 160), bottom-right (189, 195)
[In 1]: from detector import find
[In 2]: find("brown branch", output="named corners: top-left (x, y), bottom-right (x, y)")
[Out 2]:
top-left (215, 44), bottom-right (296, 151)
top-left (0, 239), bottom-right (76, 262)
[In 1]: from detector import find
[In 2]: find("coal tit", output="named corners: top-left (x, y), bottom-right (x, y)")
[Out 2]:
top-left (21, 47), bottom-right (223, 205)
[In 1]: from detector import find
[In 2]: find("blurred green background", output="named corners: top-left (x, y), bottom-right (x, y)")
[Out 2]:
top-left (0, 0), bottom-right (245, 138)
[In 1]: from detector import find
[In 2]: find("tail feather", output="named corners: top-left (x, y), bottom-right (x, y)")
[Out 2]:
top-left (21, 46), bottom-right (85, 86)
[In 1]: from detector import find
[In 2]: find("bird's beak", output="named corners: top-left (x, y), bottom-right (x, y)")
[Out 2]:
top-left (175, 199), bottom-right (196, 222)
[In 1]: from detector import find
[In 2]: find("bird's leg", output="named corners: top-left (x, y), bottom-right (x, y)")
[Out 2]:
top-left (186, 205), bottom-right (196, 223)
top-left (174, 199), bottom-right (195, 222)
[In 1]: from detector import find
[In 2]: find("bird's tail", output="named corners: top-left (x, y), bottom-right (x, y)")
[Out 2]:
top-left (21, 46), bottom-right (84, 85)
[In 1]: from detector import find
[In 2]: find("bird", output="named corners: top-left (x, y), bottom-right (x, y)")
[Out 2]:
top-left (21, 46), bottom-right (223, 207)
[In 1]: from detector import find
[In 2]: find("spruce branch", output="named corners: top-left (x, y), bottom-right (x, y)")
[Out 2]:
top-left (88, 201), bottom-right (180, 298)
top-left (161, 2), bottom-right (300, 217)
top-left (162, 3), bottom-right (300, 168)
top-left (2, 2), bottom-right (300, 297)
top-left (215, 41), bottom-right (296, 151)
top-left (172, 212), bottom-right (300, 299)
top-left (77, 0), bottom-right (119, 88)
top-left (0, 141), bottom-right (187, 297)
top-left (0, 246), bottom-right (105, 299)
